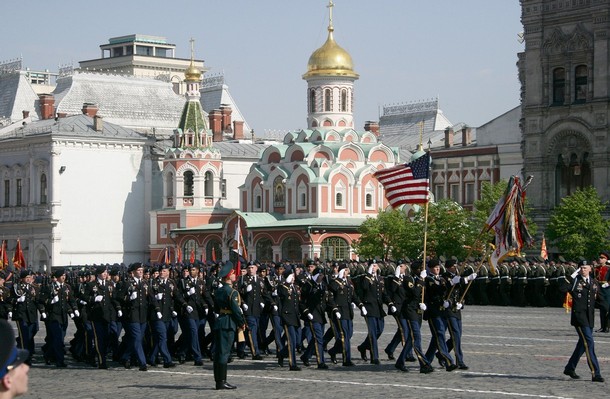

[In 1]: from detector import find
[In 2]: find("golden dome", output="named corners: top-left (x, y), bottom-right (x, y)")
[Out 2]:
top-left (303, 28), bottom-right (359, 79)
top-left (184, 60), bottom-right (202, 82)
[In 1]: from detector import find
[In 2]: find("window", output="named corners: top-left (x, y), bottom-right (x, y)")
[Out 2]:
top-left (320, 237), bottom-right (349, 261)
top-left (160, 224), bottom-right (168, 239)
top-left (335, 182), bottom-right (346, 208)
top-left (300, 193), bottom-right (307, 207)
top-left (183, 239), bottom-right (198, 264)
top-left (136, 45), bottom-right (152, 56)
top-left (335, 192), bottom-right (343, 207)
top-left (255, 195), bottom-right (262, 210)
top-left (574, 65), bottom-right (588, 103)
top-left (281, 237), bottom-right (302, 262)
top-left (40, 174), bottom-right (47, 204)
top-left (465, 183), bottom-right (475, 204)
top-left (309, 89), bottom-right (316, 113)
top-left (450, 184), bottom-right (460, 203)
top-left (365, 193), bottom-right (373, 208)
top-left (553, 67), bottom-right (565, 105)
top-left (221, 179), bottom-right (227, 199)
top-left (156, 48), bottom-right (168, 58)
top-left (255, 238), bottom-right (273, 262)
top-left (435, 185), bottom-right (444, 200)
top-left (204, 171), bottom-right (213, 198)
top-left (3, 180), bottom-right (9, 207)
top-left (183, 171), bottom-right (194, 197)
top-left (273, 176), bottom-right (285, 207)
top-left (297, 182), bottom-right (307, 210)
top-left (340, 89), bottom-right (347, 112)
top-left (365, 184), bottom-right (375, 209)
top-left (16, 179), bottom-right (22, 207)
top-left (324, 88), bottom-right (332, 112)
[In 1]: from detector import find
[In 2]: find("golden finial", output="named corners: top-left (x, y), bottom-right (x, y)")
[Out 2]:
top-left (327, 0), bottom-right (334, 32)
top-left (189, 37), bottom-right (195, 62)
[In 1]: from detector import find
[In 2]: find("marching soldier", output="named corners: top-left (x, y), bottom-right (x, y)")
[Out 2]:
top-left (384, 263), bottom-right (408, 362)
top-left (238, 262), bottom-right (267, 360)
top-left (119, 263), bottom-right (150, 371)
top-left (277, 268), bottom-right (302, 370)
top-left (356, 262), bottom-right (389, 365)
top-left (148, 264), bottom-right (177, 368)
top-left (213, 261), bottom-right (245, 390)
top-left (86, 265), bottom-right (115, 369)
top-left (0, 271), bottom-right (11, 320)
top-left (11, 270), bottom-right (41, 365)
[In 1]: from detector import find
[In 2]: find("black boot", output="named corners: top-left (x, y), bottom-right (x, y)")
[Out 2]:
top-left (215, 364), bottom-right (236, 390)
top-left (221, 364), bottom-right (236, 389)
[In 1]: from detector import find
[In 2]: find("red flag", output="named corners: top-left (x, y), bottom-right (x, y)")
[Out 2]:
top-left (0, 240), bottom-right (8, 270)
top-left (12, 239), bottom-right (26, 270)
top-left (176, 246), bottom-right (182, 263)
top-left (540, 235), bottom-right (548, 260)
top-left (163, 247), bottom-right (170, 265)
top-left (373, 152), bottom-right (431, 207)
top-left (189, 248), bottom-right (195, 264)
top-left (212, 246), bottom-right (217, 262)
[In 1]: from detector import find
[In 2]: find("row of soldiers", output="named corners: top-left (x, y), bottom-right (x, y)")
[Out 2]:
top-left (0, 256), bottom-right (586, 372)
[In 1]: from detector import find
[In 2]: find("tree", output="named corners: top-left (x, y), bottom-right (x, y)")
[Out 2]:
top-left (424, 199), bottom-right (478, 259)
top-left (546, 186), bottom-right (610, 260)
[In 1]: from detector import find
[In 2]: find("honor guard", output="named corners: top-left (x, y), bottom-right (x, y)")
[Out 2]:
top-left (11, 270), bottom-right (41, 365)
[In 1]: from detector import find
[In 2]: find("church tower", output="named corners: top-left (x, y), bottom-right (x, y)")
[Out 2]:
top-left (302, 1), bottom-right (359, 129)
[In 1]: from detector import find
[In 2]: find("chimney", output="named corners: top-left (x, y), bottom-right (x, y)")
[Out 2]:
top-left (22, 110), bottom-right (30, 119)
top-left (220, 105), bottom-right (232, 132)
top-left (56, 113), bottom-right (67, 118)
top-left (462, 126), bottom-right (472, 146)
top-left (93, 115), bottom-right (103, 132)
top-left (233, 120), bottom-right (244, 140)
top-left (82, 103), bottom-right (98, 117)
top-left (364, 121), bottom-right (380, 136)
top-left (209, 109), bottom-right (222, 142)
top-left (444, 128), bottom-right (454, 148)
top-left (39, 94), bottom-right (55, 120)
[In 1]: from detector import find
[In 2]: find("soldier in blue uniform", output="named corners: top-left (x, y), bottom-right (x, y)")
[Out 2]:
top-left (11, 270), bottom-right (41, 365)
top-left (119, 263), bottom-right (150, 371)
top-left (86, 265), bottom-right (114, 369)
top-left (148, 264), bottom-right (177, 368)
top-left (213, 261), bottom-right (245, 390)
top-left (561, 260), bottom-right (604, 382)
top-left (356, 262), bottom-right (389, 365)
top-left (277, 268), bottom-right (302, 370)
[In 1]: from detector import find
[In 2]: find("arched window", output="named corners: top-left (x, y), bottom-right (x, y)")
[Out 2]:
top-left (574, 65), bottom-right (588, 103)
top-left (206, 240), bottom-right (222, 262)
top-left (320, 237), bottom-right (349, 261)
top-left (324, 88), bottom-right (332, 112)
top-left (552, 67), bottom-right (565, 105)
top-left (281, 237), bottom-right (302, 261)
top-left (365, 193), bottom-right (373, 208)
top-left (183, 171), bottom-right (194, 197)
top-left (255, 195), bottom-right (262, 210)
top-left (297, 182), bottom-right (307, 210)
top-left (273, 176), bottom-right (285, 207)
top-left (335, 192), bottom-right (343, 207)
top-left (204, 171), bottom-right (213, 198)
top-left (183, 239), bottom-right (198, 264)
top-left (40, 173), bottom-right (47, 204)
top-left (309, 89), bottom-right (316, 113)
top-left (340, 89), bottom-right (347, 112)
top-left (166, 172), bottom-right (174, 197)
top-left (255, 238), bottom-right (273, 262)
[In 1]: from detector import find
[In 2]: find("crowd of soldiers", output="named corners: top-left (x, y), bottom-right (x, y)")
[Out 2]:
top-left (0, 254), bottom-right (605, 375)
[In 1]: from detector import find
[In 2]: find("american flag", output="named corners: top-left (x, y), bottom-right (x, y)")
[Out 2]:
top-left (373, 152), bottom-right (431, 207)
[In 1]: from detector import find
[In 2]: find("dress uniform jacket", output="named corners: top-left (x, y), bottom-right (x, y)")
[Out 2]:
top-left (359, 273), bottom-right (387, 318)
top-left (239, 275), bottom-right (268, 317)
top-left (150, 277), bottom-right (177, 321)
top-left (213, 283), bottom-right (245, 331)
top-left (176, 276), bottom-right (211, 320)
top-left (0, 284), bottom-right (11, 319)
top-left (11, 282), bottom-right (41, 323)
top-left (424, 274), bottom-right (448, 320)
top-left (402, 275), bottom-right (424, 322)
top-left (562, 274), bottom-right (599, 328)
top-left (328, 277), bottom-right (362, 320)
top-left (278, 282), bottom-right (301, 327)
top-left (120, 277), bottom-right (150, 324)
top-left (300, 279), bottom-right (336, 324)
top-left (86, 280), bottom-right (115, 323)
top-left (41, 282), bottom-right (77, 324)
top-left (385, 275), bottom-right (405, 317)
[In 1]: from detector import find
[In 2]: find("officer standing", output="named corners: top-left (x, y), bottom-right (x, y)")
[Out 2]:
top-left (561, 260), bottom-right (604, 382)
top-left (213, 261), bottom-right (245, 390)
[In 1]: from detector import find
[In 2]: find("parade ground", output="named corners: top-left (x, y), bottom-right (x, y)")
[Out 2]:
top-left (22, 306), bottom-right (608, 399)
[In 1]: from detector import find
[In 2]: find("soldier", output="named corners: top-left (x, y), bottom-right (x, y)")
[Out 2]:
top-left (277, 268), bottom-right (302, 370)
top-left (0, 271), bottom-right (11, 320)
top-left (40, 268), bottom-right (77, 367)
top-left (213, 261), bottom-right (245, 390)
top-left (238, 262), bottom-right (267, 360)
top-left (107, 267), bottom-right (123, 361)
top-left (10, 270), bottom-right (41, 365)
top-left (561, 260), bottom-right (604, 382)
top-left (0, 319), bottom-right (30, 398)
top-left (260, 263), bottom-right (283, 357)
top-left (119, 262), bottom-right (150, 371)
top-left (327, 265), bottom-right (362, 367)
top-left (383, 263), bottom-right (408, 362)
top-left (86, 265), bottom-right (115, 369)
top-left (148, 264), bottom-right (177, 368)
top-left (597, 252), bottom-right (610, 332)
top-left (356, 262), bottom-right (388, 365)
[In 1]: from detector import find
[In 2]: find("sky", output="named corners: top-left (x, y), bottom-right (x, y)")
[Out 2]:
top-left (1, 1), bottom-right (524, 134)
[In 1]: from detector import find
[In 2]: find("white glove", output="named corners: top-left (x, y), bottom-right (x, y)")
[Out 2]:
top-left (260, 302), bottom-right (265, 309)
top-left (186, 305), bottom-right (194, 313)
top-left (69, 313), bottom-right (75, 319)
top-left (188, 287), bottom-right (196, 296)
top-left (129, 291), bottom-right (138, 300)
top-left (155, 293), bottom-right (163, 300)
top-left (335, 311), bottom-right (341, 319)
top-left (419, 303), bottom-right (427, 311)
top-left (8, 312), bottom-right (12, 319)
top-left (79, 299), bottom-right (87, 305)
top-left (214, 313), bottom-right (219, 319)
top-left (95, 295), bottom-right (104, 302)
top-left (306, 313), bottom-right (314, 321)
top-left (246, 284), bottom-right (253, 292)
top-left (443, 300), bottom-right (450, 309)
top-left (390, 305), bottom-right (397, 314)
top-left (420, 270), bottom-right (427, 279)
top-left (272, 290), bottom-right (278, 297)
top-left (157, 311), bottom-right (162, 320)
top-left (273, 305), bottom-right (278, 312)
top-left (217, 282), bottom-right (223, 288)
top-left (466, 273), bottom-right (478, 282)
top-left (451, 276), bottom-right (461, 286)
top-left (41, 312), bottom-right (47, 319)
top-left (360, 307), bottom-right (368, 317)
top-left (171, 311), bottom-right (178, 317)
top-left (456, 302), bottom-right (463, 310)
top-left (352, 302), bottom-right (357, 309)
top-left (204, 308), bottom-right (209, 316)
top-left (51, 295), bottom-right (59, 304)
top-left (603, 283), bottom-right (610, 289)
top-left (242, 303), bottom-right (248, 311)
top-left (571, 268), bottom-right (581, 279)
top-left (117, 310), bottom-right (123, 318)
top-left (74, 310), bottom-right (80, 317)
top-left (17, 295), bottom-right (25, 303)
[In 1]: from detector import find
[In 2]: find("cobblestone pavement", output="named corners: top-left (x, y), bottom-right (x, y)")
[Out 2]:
top-left (16, 306), bottom-right (610, 399)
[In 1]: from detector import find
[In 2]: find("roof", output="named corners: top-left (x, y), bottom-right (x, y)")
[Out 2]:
top-left (201, 74), bottom-right (251, 133)
top-left (53, 72), bottom-right (185, 133)
top-left (0, 71), bottom-right (41, 122)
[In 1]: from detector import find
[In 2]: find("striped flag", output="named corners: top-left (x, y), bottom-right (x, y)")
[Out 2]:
top-left (0, 240), bottom-right (8, 270)
top-left (373, 152), bottom-right (431, 207)
top-left (540, 235), bottom-right (548, 260)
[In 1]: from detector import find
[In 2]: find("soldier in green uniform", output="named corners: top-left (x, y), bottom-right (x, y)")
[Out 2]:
top-left (213, 261), bottom-right (245, 390)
